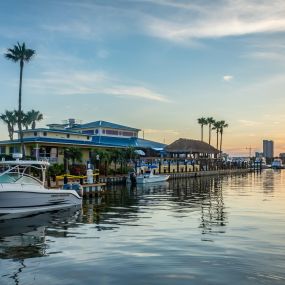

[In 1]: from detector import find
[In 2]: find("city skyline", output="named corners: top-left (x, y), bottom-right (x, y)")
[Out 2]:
top-left (1, 0), bottom-right (285, 156)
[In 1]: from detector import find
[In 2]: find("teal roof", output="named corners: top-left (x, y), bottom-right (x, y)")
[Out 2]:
top-left (71, 120), bottom-right (140, 132)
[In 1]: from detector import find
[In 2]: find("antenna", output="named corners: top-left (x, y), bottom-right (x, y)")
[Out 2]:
top-left (245, 146), bottom-right (252, 157)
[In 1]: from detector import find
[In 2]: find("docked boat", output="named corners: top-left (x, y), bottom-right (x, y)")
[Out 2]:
top-left (136, 168), bottom-right (170, 184)
top-left (271, 159), bottom-right (283, 169)
top-left (0, 158), bottom-right (82, 218)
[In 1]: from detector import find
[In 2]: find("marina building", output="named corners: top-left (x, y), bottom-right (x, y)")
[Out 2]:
top-left (0, 119), bottom-right (165, 164)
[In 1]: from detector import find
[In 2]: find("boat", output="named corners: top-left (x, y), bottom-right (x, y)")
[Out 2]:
top-left (271, 159), bottom-right (283, 169)
top-left (252, 157), bottom-right (270, 169)
top-left (0, 157), bottom-right (82, 218)
top-left (136, 167), bottom-right (170, 184)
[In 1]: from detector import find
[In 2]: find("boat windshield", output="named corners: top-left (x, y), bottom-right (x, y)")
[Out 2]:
top-left (0, 173), bottom-right (42, 185)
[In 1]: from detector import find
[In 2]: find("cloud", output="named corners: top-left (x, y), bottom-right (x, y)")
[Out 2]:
top-left (26, 70), bottom-right (170, 103)
top-left (238, 119), bottom-right (261, 127)
top-left (35, 0), bottom-right (285, 45)
top-left (140, 0), bottom-right (285, 43)
top-left (223, 75), bottom-right (234, 82)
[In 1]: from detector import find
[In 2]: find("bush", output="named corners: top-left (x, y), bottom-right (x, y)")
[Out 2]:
top-left (48, 164), bottom-right (65, 177)
top-left (69, 164), bottom-right (86, 176)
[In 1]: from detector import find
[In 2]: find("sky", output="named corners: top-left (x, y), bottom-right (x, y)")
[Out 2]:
top-left (1, 0), bottom-right (285, 156)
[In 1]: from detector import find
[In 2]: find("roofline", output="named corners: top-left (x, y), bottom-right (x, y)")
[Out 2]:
top-left (14, 128), bottom-right (90, 136)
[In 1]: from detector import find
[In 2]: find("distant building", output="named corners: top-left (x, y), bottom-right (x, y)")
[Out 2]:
top-left (255, 152), bottom-right (263, 158)
top-left (279, 153), bottom-right (285, 164)
top-left (263, 140), bottom-right (274, 162)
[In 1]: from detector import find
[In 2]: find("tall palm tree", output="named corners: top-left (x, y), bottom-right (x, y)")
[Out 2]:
top-left (197, 117), bottom-right (208, 142)
top-left (206, 117), bottom-right (215, 145)
top-left (219, 120), bottom-right (229, 155)
top-left (0, 110), bottom-right (17, 140)
top-left (5, 42), bottom-right (35, 156)
top-left (212, 121), bottom-right (222, 150)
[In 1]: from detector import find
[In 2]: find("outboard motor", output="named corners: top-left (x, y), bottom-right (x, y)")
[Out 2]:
top-left (63, 183), bottom-right (83, 197)
top-left (129, 172), bottom-right (136, 185)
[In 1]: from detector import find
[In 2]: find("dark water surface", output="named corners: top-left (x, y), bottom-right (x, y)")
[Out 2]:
top-left (1, 170), bottom-right (285, 285)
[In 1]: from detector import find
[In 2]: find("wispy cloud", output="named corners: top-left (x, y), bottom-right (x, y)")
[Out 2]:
top-left (238, 119), bottom-right (261, 127)
top-left (26, 70), bottom-right (170, 103)
top-left (142, 0), bottom-right (285, 43)
top-left (37, 0), bottom-right (285, 45)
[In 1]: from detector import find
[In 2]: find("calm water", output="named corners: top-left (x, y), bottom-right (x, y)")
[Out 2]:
top-left (1, 170), bottom-right (285, 285)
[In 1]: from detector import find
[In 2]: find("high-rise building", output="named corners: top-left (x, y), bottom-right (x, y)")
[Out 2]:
top-left (263, 140), bottom-right (274, 161)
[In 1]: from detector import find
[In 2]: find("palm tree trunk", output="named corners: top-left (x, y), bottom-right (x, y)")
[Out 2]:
top-left (216, 130), bottom-right (219, 149)
top-left (18, 60), bottom-right (25, 156)
top-left (201, 125), bottom-right (203, 141)
top-left (220, 131), bottom-right (223, 156)
top-left (208, 124), bottom-right (211, 145)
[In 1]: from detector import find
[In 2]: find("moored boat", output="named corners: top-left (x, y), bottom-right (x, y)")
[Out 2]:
top-left (0, 158), bottom-right (82, 218)
top-left (271, 159), bottom-right (283, 169)
top-left (136, 168), bottom-right (169, 184)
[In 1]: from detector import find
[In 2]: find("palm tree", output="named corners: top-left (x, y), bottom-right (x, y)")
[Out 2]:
top-left (206, 117), bottom-right (215, 145)
top-left (28, 110), bottom-right (43, 129)
top-left (21, 111), bottom-right (32, 130)
top-left (64, 147), bottom-right (82, 165)
top-left (212, 121), bottom-right (222, 150)
top-left (197, 117), bottom-right (208, 142)
top-left (219, 120), bottom-right (229, 155)
top-left (5, 42), bottom-right (35, 156)
top-left (0, 110), bottom-right (17, 140)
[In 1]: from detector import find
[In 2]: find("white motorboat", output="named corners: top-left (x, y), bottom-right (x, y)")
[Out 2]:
top-left (136, 168), bottom-right (170, 184)
top-left (0, 158), bottom-right (82, 218)
top-left (271, 159), bottom-right (283, 169)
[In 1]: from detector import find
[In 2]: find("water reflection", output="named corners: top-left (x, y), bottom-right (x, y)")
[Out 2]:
top-left (82, 176), bottom-right (228, 241)
top-left (0, 206), bottom-right (81, 259)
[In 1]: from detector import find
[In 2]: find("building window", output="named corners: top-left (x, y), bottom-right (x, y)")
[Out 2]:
top-left (106, 130), bottom-right (119, 136)
top-left (67, 134), bottom-right (70, 138)
top-left (0, 146), bottom-right (5, 154)
top-left (102, 129), bottom-right (106, 134)
top-left (87, 136), bottom-right (90, 140)
top-left (95, 129), bottom-right (99, 135)
top-left (34, 132), bottom-right (37, 136)
top-left (82, 130), bottom-right (94, 135)
top-left (43, 132), bottom-right (47, 136)
top-left (9, 146), bottom-right (19, 154)
top-left (122, 131), bottom-right (133, 137)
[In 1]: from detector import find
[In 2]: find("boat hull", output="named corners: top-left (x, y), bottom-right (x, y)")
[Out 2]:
top-left (136, 175), bottom-right (170, 184)
top-left (0, 189), bottom-right (82, 216)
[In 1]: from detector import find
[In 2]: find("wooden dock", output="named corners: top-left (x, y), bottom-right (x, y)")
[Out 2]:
top-left (82, 183), bottom-right (106, 198)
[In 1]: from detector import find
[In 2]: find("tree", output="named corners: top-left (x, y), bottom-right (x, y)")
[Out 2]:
top-left (206, 117), bottom-right (215, 145)
top-left (212, 121), bottom-right (222, 150)
top-left (197, 117), bottom-right (208, 142)
top-left (21, 111), bottom-right (31, 130)
top-left (5, 42), bottom-right (35, 156)
top-left (64, 147), bottom-right (83, 165)
top-left (0, 110), bottom-right (17, 140)
top-left (219, 120), bottom-right (229, 155)
top-left (29, 109), bottom-right (43, 129)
